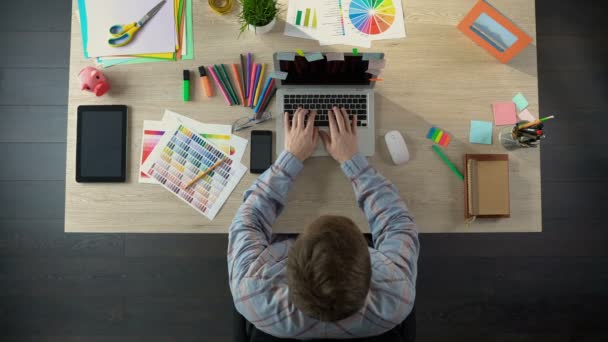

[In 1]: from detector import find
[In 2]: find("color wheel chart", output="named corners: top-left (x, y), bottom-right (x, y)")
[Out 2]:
top-left (349, 0), bottom-right (396, 35)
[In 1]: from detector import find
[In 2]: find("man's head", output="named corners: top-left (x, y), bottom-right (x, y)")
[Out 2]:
top-left (287, 215), bottom-right (371, 322)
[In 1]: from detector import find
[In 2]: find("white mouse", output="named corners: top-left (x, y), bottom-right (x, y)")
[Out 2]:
top-left (385, 130), bottom-right (409, 165)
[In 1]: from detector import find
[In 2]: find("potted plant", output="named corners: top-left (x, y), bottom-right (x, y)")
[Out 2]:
top-left (239, 0), bottom-right (278, 35)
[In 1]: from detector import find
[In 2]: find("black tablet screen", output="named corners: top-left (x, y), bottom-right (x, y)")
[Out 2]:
top-left (77, 107), bottom-right (126, 181)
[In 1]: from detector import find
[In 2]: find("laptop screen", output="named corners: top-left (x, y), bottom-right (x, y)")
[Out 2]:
top-left (277, 54), bottom-right (376, 86)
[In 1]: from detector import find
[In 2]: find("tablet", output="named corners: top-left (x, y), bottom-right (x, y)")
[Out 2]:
top-left (76, 105), bottom-right (128, 182)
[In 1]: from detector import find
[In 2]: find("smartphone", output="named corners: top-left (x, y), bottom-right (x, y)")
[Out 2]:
top-left (250, 130), bottom-right (273, 174)
top-left (76, 105), bottom-right (128, 182)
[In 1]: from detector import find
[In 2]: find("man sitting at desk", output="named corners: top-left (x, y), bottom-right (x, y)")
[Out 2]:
top-left (228, 107), bottom-right (420, 341)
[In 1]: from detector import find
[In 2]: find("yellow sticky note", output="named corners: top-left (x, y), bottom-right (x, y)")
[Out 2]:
top-left (296, 49), bottom-right (305, 56)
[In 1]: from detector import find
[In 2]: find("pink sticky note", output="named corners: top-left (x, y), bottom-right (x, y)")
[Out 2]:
top-left (492, 102), bottom-right (517, 126)
top-left (517, 108), bottom-right (536, 122)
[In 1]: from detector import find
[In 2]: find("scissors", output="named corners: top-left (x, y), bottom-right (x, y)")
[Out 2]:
top-left (108, 0), bottom-right (167, 47)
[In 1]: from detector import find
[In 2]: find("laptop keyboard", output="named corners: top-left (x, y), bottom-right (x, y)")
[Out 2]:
top-left (283, 94), bottom-right (368, 127)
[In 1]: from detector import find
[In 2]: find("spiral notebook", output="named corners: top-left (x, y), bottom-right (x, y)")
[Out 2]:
top-left (464, 154), bottom-right (510, 219)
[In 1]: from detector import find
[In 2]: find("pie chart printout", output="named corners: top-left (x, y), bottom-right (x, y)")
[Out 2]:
top-left (348, 0), bottom-right (396, 35)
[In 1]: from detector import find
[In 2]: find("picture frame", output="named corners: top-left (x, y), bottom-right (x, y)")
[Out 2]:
top-left (457, 0), bottom-right (533, 63)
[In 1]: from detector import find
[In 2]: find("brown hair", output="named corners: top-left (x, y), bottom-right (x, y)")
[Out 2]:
top-left (287, 215), bottom-right (371, 322)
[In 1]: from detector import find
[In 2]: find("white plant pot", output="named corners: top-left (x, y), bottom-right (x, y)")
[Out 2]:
top-left (249, 18), bottom-right (276, 35)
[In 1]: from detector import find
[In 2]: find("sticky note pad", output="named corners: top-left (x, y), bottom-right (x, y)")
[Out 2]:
top-left (492, 102), bottom-right (517, 126)
top-left (305, 52), bottom-right (325, 62)
top-left (512, 93), bottom-right (529, 112)
top-left (470, 120), bottom-right (493, 145)
top-left (368, 59), bottom-right (386, 69)
top-left (426, 127), bottom-right (452, 147)
top-left (366, 68), bottom-right (382, 76)
top-left (326, 52), bottom-right (345, 61)
top-left (269, 71), bottom-right (288, 80)
top-left (517, 108), bottom-right (536, 122)
top-left (277, 52), bottom-right (296, 61)
top-left (362, 53), bottom-right (382, 60)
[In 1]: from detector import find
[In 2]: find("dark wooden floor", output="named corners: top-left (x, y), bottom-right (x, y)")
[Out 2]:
top-left (1, 0), bottom-right (607, 341)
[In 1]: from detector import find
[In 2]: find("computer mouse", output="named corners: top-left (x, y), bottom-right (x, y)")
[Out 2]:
top-left (385, 130), bottom-right (409, 165)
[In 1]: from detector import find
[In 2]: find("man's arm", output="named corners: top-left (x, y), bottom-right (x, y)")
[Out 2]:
top-left (228, 109), bottom-right (319, 293)
top-left (341, 153), bottom-right (420, 279)
top-left (320, 106), bottom-right (419, 291)
top-left (228, 151), bottom-right (302, 286)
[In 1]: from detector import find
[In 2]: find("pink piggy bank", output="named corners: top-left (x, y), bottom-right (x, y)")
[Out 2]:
top-left (78, 66), bottom-right (110, 96)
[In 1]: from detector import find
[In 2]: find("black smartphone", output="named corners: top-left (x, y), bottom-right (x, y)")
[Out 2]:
top-left (76, 105), bottom-right (128, 182)
top-left (250, 130), bottom-right (273, 174)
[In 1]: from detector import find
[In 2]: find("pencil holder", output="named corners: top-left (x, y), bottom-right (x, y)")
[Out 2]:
top-left (499, 121), bottom-right (537, 150)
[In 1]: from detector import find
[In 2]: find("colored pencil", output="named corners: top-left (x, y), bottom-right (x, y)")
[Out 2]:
top-left (218, 64), bottom-right (238, 105)
top-left (183, 158), bottom-right (226, 189)
top-left (259, 87), bottom-right (277, 114)
top-left (248, 63), bottom-right (258, 107)
top-left (254, 77), bottom-right (274, 113)
top-left (517, 115), bottom-right (555, 130)
top-left (232, 64), bottom-right (246, 106)
top-left (254, 64), bottom-right (266, 107)
top-left (246, 53), bottom-right (252, 99)
top-left (431, 145), bottom-right (464, 181)
top-left (207, 66), bottom-right (231, 105)
top-left (239, 55), bottom-right (247, 103)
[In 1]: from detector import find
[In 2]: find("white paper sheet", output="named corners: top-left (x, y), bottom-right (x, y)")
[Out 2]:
top-left (85, 0), bottom-right (176, 57)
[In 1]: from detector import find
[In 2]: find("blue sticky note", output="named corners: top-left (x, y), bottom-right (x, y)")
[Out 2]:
top-left (305, 52), bottom-right (325, 62)
top-left (470, 120), bottom-right (493, 145)
top-left (277, 52), bottom-right (296, 61)
top-left (427, 127), bottom-right (436, 139)
top-left (269, 71), bottom-right (288, 80)
top-left (362, 53), bottom-right (382, 60)
top-left (512, 92), bottom-right (529, 112)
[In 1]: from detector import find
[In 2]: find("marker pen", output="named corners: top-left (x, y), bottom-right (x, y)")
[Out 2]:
top-left (183, 70), bottom-right (190, 102)
top-left (198, 66), bottom-right (213, 97)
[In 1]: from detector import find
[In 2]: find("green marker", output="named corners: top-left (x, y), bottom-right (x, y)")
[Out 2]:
top-left (183, 70), bottom-right (190, 101)
top-left (431, 145), bottom-right (464, 181)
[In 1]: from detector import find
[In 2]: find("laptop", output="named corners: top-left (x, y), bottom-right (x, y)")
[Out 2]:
top-left (273, 52), bottom-right (382, 157)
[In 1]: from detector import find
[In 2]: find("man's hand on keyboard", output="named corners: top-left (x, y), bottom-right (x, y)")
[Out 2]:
top-left (284, 108), bottom-right (319, 162)
top-left (319, 107), bottom-right (359, 164)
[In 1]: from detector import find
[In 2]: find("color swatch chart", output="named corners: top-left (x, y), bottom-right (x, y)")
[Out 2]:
top-left (349, 0), bottom-right (396, 35)
top-left (141, 124), bottom-right (246, 220)
top-left (294, 7), bottom-right (318, 28)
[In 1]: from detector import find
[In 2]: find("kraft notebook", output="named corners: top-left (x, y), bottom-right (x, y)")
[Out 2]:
top-left (464, 154), bottom-right (510, 219)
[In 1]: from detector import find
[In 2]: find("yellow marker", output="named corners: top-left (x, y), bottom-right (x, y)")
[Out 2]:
top-left (253, 63), bottom-right (266, 106)
top-left (296, 49), bottom-right (305, 56)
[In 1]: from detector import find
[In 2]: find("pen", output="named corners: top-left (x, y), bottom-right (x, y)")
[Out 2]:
top-left (208, 66), bottom-right (231, 105)
top-left (220, 64), bottom-right (239, 105)
top-left (246, 53), bottom-right (252, 100)
top-left (254, 64), bottom-right (266, 107)
top-left (259, 87), bottom-right (277, 114)
top-left (182, 70), bottom-right (190, 101)
top-left (213, 65), bottom-right (236, 105)
top-left (255, 78), bottom-right (275, 113)
top-left (198, 66), bottom-right (213, 97)
top-left (431, 145), bottom-right (464, 181)
top-left (239, 56), bottom-right (247, 102)
top-left (248, 64), bottom-right (259, 107)
top-left (517, 115), bottom-right (555, 130)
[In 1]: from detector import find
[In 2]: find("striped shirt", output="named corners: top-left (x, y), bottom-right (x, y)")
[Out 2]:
top-left (228, 151), bottom-right (420, 339)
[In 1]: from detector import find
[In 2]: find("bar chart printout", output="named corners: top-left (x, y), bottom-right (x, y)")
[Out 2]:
top-left (294, 7), bottom-right (318, 28)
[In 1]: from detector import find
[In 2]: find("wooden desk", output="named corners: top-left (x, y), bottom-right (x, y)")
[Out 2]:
top-left (65, 0), bottom-right (541, 233)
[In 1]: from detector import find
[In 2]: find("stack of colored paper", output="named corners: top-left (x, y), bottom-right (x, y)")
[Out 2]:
top-left (139, 110), bottom-right (249, 220)
top-left (77, 0), bottom-right (193, 68)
